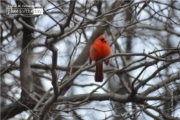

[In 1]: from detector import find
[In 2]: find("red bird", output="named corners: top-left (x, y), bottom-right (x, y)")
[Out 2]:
top-left (90, 35), bottom-right (111, 82)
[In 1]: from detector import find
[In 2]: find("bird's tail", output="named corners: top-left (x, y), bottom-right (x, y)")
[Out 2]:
top-left (95, 63), bottom-right (103, 82)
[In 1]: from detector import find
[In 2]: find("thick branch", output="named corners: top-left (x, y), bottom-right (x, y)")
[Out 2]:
top-left (142, 74), bottom-right (180, 96)
top-left (38, 1), bottom-right (76, 120)
top-left (57, 93), bottom-right (180, 103)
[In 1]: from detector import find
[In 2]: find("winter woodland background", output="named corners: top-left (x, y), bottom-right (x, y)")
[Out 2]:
top-left (1, 0), bottom-right (180, 120)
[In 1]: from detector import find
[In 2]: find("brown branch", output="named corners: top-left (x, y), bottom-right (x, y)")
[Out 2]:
top-left (1, 0), bottom-right (37, 119)
top-left (130, 66), bottom-right (148, 97)
top-left (1, 1), bottom-right (35, 119)
top-left (16, 18), bottom-right (53, 37)
top-left (38, 1), bottom-right (76, 120)
top-left (1, 100), bottom-right (35, 120)
top-left (142, 74), bottom-right (180, 96)
top-left (45, 40), bottom-right (58, 97)
top-left (1, 49), bottom-right (179, 75)
top-left (56, 93), bottom-right (180, 103)
top-left (109, 53), bottom-right (180, 62)
top-left (145, 102), bottom-right (179, 120)
top-left (134, 62), bottom-right (172, 92)
top-left (46, 0), bottom-right (77, 45)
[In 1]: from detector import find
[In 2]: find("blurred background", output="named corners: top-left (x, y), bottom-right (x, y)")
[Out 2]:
top-left (1, 0), bottom-right (180, 120)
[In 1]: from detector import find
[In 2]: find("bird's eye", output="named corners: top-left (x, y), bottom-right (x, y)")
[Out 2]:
top-left (101, 38), bottom-right (106, 43)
